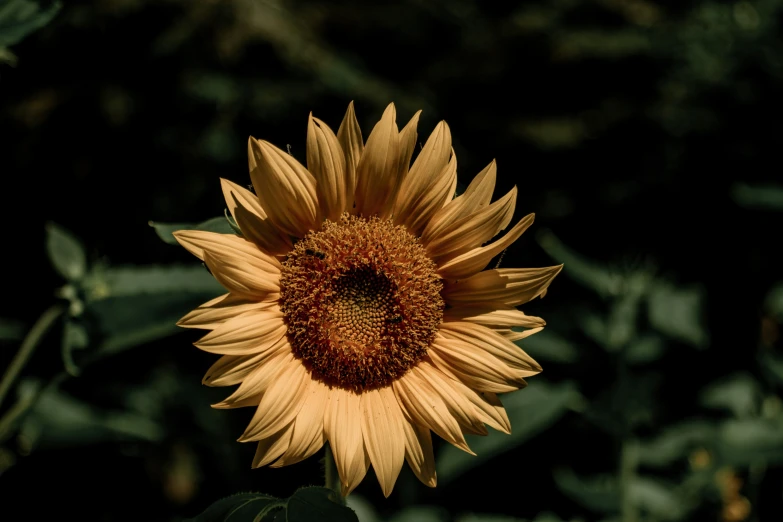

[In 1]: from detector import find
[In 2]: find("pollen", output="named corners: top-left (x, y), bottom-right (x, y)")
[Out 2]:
top-left (279, 213), bottom-right (444, 391)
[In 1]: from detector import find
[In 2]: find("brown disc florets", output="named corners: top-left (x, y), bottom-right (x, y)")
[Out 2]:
top-left (279, 213), bottom-right (444, 391)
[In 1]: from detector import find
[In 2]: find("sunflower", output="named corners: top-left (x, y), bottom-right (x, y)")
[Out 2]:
top-left (174, 102), bottom-right (562, 497)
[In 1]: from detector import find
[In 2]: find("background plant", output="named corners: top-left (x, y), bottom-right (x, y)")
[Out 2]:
top-left (1, 0), bottom-right (782, 520)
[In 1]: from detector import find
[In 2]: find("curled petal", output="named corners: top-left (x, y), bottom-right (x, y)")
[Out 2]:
top-left (426, 186), bottom-right (517, 263)
top-left (438, 213), bottom-right (535, 280)
top-left (443, 265), bottom-right (563, 306)
top-left (221, 178), bottom-right (292, 255)
top-left (422, 159), bottom-right (497, 243)
top-left (402, 421), bottom-right (436, 487)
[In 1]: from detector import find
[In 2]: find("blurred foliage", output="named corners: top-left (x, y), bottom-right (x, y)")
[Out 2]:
top-left (2, 0), bottom-right (783, 521)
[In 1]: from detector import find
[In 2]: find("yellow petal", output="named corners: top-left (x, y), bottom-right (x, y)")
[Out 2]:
top-left (336, 101), bottom-right (364, 212)
top-left (443, 265), bottom-right (563, 306)
top-left (439, 321), bottom-right (542, 375)
top-left (221, 178), bottom-right (292, 256)
top-left (240, 358), bottom-right (310, 441)
top-left (212, 349), bottom-right (293, 408)
top-left (443, 303), bottom-right (545, 329)
top-left (194, 307), bottom-right (286, 355)
top-left (398, 149), bottom-right (457, 236)
top-left (421, 159), bottom-right (496, 243)
top-left (203, 350), bottom-right (273, 387)
top-left (354, 103), bottom-right (401, 219)
top-left (173, 229), bottom-right (281, 269)
top-left (442, 374), bottom-right (511, 434)
top-left (203, 251), bottom-right (280, 298)
top-left (437, 213), bottom-right (535, 280)
top-left (252, 423), bottom-right (294, 468)
top-left (307, 114), bottom-right (347, 222)
top-left (178, 293), bottom-right (278, 330)
top-left (361, 387), bottom-right (405, 498)
top-left (426, 186), bottom-right (517, 262)
top-left (402, 421), bottom-right (436, 487)
top-left (393, 371), bottom-right (473, 454)
top-left (429, 335), bottom-right (528, 393)
top-left (395, 110), bottom-right (422, 181)
top-left (394, 120), bottom-right (454, 233)
top-left (412, 364), bottom-right (487, 436)
top-left (325, 388), bottom-right (367, 496)
top-left (270, 379), bottom-right (328, 467)
top-left (501, 326), bottom-right (545, 342)
top-left (249, 138), bottom-right (318, 238)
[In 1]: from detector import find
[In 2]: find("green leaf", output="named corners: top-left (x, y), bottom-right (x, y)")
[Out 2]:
top-left (80, 265), bottom-right (223, 355)
top-left (45, 222), bottom-right (87, 281)
top-left (553, 469), bottom-right (619, 513)
top-left (759, 351), bottom-right (783, 386)
top-left (186, 487), bottom-right (358, 522)
top-left (700, 373), bottom-right (759, 417)
top-left (716, 417), bottom-right (783, 465)
top-left (0, 317), bottom-right (25, 342)
top-left (637, 420), bottom-right (715, 467)
top-left (516, 328), bottom-right (579, 363)
top-left (764, 282), bottom-right (783, 321)
top-left (84, 265), bottom-right (224, 301)
top-left (554, 470), bottom-right (682, 518)
top-left (437, 380), bottom-right (580, 484)
top-left (646, 283), bottom-right (708, 348)
top-left (149, 216), bottom-right (240, 245)
top-left (536, 230), bottom-right (622, 298)
top-left (60, 320), bottom-right (88, 376)
top-left (731, 183), bottom-right (783, 211)
top-left (0, 0), bottom-right (61, 47)
top-left (18, 386), bottom-right (163, 451)
top-left (625, 334), bottom-right (666, 365)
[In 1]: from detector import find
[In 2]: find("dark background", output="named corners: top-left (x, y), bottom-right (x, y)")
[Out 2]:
top-left (1, 1), bottom-right (783, 521)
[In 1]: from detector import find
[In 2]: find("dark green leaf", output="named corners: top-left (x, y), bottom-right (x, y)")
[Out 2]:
top-left (764, 282), bottom-right (783, 321)
top-left (61, 320), bottom-right (88, 376)
top-left (700, 373), bottom-right (759, 417)
top-left (625, 334), bottom-right (666, 364)
top-left (437, 380), bottom-right (580, 483)
top-left (516, 329), bottom-right (579, 363)
top-left (646, 283), bottom-right (708, 348)
top-left (759, 351), bottom-right (783, 386)
top-left (18, 387), bottom-right (163, 451)
top-left (149, 216), bottom-right (240, 245)
top-left (731, 183), bottom-right (783, 211)
top-left (83, 265), bottom-right (224, 301)
top-left (187, 487), bottom-right (357, 522)
top-left (536, 230), bottom-right (622, 298)
top-left (0, 317), bottom-right (25, 342)
top-left (553, 469), bottom-right (619, 513)
top-left (716, 417), bottom-right (783, 465)
top-left (0, 0), bottom-right (61, 47)
top-left (637, 420), bottom-right (715, 467)
top-left (45, 222), bottom-right (87, 281)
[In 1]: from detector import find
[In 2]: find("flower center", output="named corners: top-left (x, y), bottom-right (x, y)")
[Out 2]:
top-left (279, 214), bottom-right (444, 391)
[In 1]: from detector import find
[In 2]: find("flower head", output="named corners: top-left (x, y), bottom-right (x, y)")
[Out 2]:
top-left (175, 102), bottom-right (562, 497)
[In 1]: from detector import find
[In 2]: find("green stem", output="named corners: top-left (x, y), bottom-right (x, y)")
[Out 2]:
top-left (0, 305), bottom-right (65, 409)
top-left (620, 438), bottom-right (639, 522)
top-left (324, 444), bottom-right (345, 505)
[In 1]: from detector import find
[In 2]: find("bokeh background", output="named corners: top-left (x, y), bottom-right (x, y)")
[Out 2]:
top-left (2, 0), bottom-right (783, 520)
